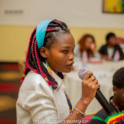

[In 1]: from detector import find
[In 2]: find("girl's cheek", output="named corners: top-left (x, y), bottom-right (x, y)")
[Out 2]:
top-left (122, 93), bottom-right (124, 97)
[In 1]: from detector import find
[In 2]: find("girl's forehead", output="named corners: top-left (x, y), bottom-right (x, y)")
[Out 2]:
top-left (52, 43), bottom-right (75, 50)
top-left (54, 34), bottom-right (75, 47)
top-left (56, 33), bottom-right (75, 43)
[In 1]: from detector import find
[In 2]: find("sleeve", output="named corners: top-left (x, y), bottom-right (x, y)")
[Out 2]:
top-left (21, 76), bottom-right (58, 124)
top-left (91, 118), bottom-right (106, 124)
top-left (26, 91), bottom-right (58, 124)
top-left (99, 46), bottom-right (104, 55)
top-left (91, 109), bottom-right (107, 124)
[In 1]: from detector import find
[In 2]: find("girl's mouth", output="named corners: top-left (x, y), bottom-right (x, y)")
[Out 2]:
top-left (66, 62), bottom-right (74, 67)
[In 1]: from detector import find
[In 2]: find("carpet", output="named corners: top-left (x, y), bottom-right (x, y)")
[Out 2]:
top-left (0, 62), bottom-right (22, 124)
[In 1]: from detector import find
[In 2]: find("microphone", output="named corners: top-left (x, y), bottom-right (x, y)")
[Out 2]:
top-left (78, 68), bottom-right (115, 116)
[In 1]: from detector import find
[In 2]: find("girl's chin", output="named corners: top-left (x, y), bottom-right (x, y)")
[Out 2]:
top-left (63, 68), bottom-right (72, 73)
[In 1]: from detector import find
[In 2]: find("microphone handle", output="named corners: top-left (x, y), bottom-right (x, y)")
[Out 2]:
top-left (95, 89), bottom-right (115, 116)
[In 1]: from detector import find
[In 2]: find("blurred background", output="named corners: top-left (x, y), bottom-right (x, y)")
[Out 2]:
top-left (0, 0), bottom-right (124, 124)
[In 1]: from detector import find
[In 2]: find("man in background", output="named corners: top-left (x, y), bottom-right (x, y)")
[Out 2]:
top-left (99, 32), bottom-right (124, 61)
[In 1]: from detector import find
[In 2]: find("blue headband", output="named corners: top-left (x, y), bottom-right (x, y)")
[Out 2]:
top-left (36, 19), bottom-right (54, 49)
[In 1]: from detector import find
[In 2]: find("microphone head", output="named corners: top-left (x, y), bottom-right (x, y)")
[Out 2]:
top-left (78, 68), bottom-right (89, 80)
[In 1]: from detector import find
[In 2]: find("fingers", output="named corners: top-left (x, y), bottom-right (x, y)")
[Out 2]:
top-left (96, 83), bottom-right (100, 89)
top-left (86, 79), bottom-right (98, 89)
top-left (90, 80), bottom-right (100, 90)
top-left (83, 73), bottom-right (100, 90)
top-left (83, 71), bottom-right (93, 80)
top-left (83, 75), bottom-right (96, 86)
top-left (91, 79), bottom-right (98, 85)
top-left (87, 75), bottom-right (96, 82)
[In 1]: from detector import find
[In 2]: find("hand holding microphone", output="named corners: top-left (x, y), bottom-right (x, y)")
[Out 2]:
top-left (78, 69), bottom-right (115, 116)
top-left (80, 71), bottom-right (100, 105)
top-left (72, 70), bottom-right (100, 118)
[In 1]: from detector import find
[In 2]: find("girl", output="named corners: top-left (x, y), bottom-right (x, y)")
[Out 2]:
top-left (74, 34), bottom-right (100, 59)
top-left (16, 19), bottom-right (100, 124)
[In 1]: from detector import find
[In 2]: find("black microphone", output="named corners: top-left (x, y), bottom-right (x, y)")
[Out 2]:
top-left (78, 68), bottom-right (115, 116)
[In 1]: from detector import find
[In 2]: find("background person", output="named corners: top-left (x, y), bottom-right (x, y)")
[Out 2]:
top-left (99, 32), bottom-right (124, 61)
top-left (74, 34), bottom-right (101, 59)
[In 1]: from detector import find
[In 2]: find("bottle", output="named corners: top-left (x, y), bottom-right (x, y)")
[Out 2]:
top-left (114, 50), bottom-right (120, 62)
top-left (82, 51), bottom-right (88, 67)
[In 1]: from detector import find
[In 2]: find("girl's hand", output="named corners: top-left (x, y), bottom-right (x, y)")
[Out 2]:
top-left (81, 71), bottom-right (100, 105)
top-left (63, 72), bottom-right (100, 123)
top-left (90, 43), bottom-right (96, 53)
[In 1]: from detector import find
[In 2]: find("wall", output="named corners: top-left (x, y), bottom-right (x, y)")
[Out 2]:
top-left (0, 0), bottom-right (124, 28)
top-left (0, 25), bottom-right (124, 62)
top-left (0, 0), bottom-right (124, 62)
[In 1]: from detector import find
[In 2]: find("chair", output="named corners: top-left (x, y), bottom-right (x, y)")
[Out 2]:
top-left (116, 37), bottom-right (124, 44)
top-left (81, 112), bottom-right (96, 124)
top-left (116, 37), bottom-right (124, 53)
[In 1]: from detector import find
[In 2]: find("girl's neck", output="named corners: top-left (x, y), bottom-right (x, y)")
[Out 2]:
top-left (51, 68), bottom-right (58, 75)
top-left (44, 62), bottom-right (58, 75)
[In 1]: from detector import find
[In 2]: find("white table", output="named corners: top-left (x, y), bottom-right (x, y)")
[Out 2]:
top-left (64, 60), bottom-right (124, 114)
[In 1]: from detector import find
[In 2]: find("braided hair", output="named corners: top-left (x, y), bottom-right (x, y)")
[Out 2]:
top-left (112, 67), bottom-right (124, 89)
top-left (21, 19), bottom-right (70, 90)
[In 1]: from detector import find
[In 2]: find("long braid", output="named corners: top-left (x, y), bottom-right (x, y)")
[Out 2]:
top-left (21, 28), bottom-right (38, 82)
top-left (21, 19), bottom-right (70, 90)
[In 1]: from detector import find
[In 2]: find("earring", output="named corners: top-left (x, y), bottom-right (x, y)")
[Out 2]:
top-left (46, 60), bottom-right (52, 76)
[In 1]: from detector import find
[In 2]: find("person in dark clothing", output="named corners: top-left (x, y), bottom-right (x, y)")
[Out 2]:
top-left (99, 32), bottom-right (124, 61)
top-left (91, 67), bottom-right (124, 124)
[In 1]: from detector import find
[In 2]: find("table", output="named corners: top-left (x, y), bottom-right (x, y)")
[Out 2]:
top-left (64, 60), bottom-right (124, 114)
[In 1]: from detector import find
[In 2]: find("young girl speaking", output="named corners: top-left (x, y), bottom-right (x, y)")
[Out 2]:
top-left (16, 19), bottom-right (100, 124)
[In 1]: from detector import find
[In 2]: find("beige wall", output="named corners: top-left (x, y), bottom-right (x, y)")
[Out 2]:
top-left (0, 25), bottom-right (124, 62)
top-left (1, 0), bottom-right (124, 62)
top-left (1, 0), bottom-right (124, 28)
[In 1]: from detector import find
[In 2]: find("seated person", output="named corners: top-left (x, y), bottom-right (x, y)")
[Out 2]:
top-left (91, 67), bottom-right (124, 124)
top-left (99, 32), bottom-right (124, 61)
top-left (74, 34), bottom-right (100, 59)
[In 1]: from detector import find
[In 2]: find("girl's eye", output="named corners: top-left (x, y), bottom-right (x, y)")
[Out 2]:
top-left (62, 50), bottom-right (68, 54)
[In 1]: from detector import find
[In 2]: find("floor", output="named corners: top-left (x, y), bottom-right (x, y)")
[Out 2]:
top-left (0, 63), bottom-right (22, 124)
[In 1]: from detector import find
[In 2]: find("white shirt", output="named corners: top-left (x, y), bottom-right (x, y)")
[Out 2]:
top-left (107, 47), bottom-right (114, 59)
top-left (16, 67), bottom-right (70, 124)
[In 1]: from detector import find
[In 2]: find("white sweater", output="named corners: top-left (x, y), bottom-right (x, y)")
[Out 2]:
top-left (16, 68), bottom-right (69, 124)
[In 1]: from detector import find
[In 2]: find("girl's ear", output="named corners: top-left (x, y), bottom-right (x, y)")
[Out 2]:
top-left (39, 47), bottom-right (48, 59)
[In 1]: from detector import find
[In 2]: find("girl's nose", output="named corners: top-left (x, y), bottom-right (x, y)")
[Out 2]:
top-left (68, 52), bottom-right (74, 60)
